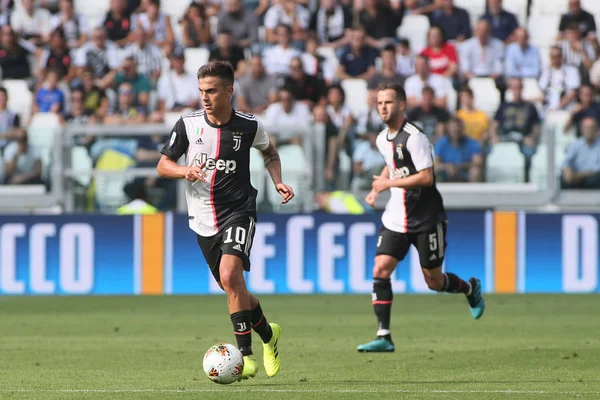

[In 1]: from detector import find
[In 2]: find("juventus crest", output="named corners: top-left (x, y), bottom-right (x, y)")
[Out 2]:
top-left (396, 143), bottom-right (404, 160)
top-left (233, 137), bottom-right (241, 151)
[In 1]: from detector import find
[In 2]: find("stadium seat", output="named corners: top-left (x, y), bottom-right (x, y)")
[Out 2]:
top-left (28, 113), bottom-right (60, 183)
top-left (454, 0), bottom-right (485, 30)
top-left (250, 148), bottom-right (265, 206)
top-left (485, 142), bottom-right (526, 183)
top-left (528, 16), bottom-right (561, 47)
top-left (340, 79), bottom-right (367, 117)
top-left (582, 0), bottom-right (600, 14)
top-left (74, 0), bottom-right (109, 18)
top-left (503, 0), bottom-right (529, 26)
top-left (396, 15), bottom-right (429, 52)
top-left (504, 78), bottom-right (544, 104)
top-left (530, 143), bottom-right (566, 190)
top-left (160, 0), bottom-right (190, 22)
top-left (531, 0), bottom-right (568, 16)
top-left (28, 113), bottom-right (60, 148)
top-left (184, 48), bottom-right (210, 76)
top-left (445, 78), bottom-right (457, 114)
top-left (467, 78), bottom-right (500, 118)
top-left (541, 110), bottom-right (577, 154)
top-left (71, 146), bottom-right (93, 188)
top-left (3, 79), bottom-right (32, 124)
top-left (267, 145), bottom-right (305, 212)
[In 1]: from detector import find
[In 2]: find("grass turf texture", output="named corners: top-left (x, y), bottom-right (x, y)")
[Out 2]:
top-left (1, 295), bottom-right (599, 400)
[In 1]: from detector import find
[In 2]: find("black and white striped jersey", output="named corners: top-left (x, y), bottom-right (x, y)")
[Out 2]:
top-left (160, 109), bottom-right (270, 237)
top-left (376, 120), bottom-right (447, 233)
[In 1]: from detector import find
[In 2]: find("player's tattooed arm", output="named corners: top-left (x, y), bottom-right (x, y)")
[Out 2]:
top-left (261, 141), bottom-right (295, 204)
top-left (261, 142), bottom-right (282, 183)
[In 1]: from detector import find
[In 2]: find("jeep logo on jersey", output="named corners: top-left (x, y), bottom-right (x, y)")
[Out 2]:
top-left (198, 153), bottom-right (237, 173)
top-left (390, 167), bottom-right (410, 179)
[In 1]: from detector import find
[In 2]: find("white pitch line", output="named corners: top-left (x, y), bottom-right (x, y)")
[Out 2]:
top-left (2, 389), bottom-right (598, 395)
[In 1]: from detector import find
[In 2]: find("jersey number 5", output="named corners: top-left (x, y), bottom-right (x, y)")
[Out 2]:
top-left (429, 233), bottom-right (438, 252)
top-left (224, 226), bottom-right (246, 245)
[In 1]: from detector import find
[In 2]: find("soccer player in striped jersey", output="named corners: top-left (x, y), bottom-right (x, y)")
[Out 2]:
top-left (357, 83), bottom-right (485, 353)
top-left (157, 61), bottom-right (294, 378)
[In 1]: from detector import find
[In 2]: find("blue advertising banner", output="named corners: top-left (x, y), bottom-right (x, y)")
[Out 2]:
top-left (0, 212), bottom-right (598, 295)
top-left (0, 215), bottom-right (134, 295)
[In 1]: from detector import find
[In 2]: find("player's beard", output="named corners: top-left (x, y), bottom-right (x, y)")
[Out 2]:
top-left (382, 108), bottom-right (399, 126)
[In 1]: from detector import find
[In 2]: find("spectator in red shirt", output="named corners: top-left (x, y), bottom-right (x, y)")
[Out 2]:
top-left (420, 26), bottom-right (458, 78)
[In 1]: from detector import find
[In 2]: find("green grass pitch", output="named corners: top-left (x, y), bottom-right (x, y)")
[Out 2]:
top-left (1, 294), bottom-right (599, 399)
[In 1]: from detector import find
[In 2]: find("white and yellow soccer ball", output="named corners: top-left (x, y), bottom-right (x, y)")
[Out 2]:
top-left (203, 343), bottom-right (244, 384)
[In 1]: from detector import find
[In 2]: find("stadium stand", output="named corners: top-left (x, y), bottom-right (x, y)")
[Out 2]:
top-left (0, 0), bottom-right (599, 214)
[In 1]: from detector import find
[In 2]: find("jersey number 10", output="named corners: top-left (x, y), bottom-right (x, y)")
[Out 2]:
top-left (223, 226), bottom-right (247, 245)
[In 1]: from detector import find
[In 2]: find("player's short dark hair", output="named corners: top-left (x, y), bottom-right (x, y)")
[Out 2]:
top-left (0, 86), bottom-right (7, 97)
top-left (416, 54), bottom-right (429, 63)
top-left (148, 0), bottom-right (160, 6)
top-left (378, 83), bottom-right (406, 102)
top-left (197, 61), bottom-right (235, 86)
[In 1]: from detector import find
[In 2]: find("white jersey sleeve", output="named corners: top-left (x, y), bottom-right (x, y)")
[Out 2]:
top-left (406, 132), bottom-right (433, 172)
top-left (252, 119), bottom-right (270, 151)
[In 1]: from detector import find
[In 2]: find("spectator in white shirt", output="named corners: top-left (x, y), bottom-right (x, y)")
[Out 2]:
top-left (460, 19), bottom-right (504, 81)
top-left (73, 27), bottom-right (121, 90)
top-left (131, 0), bottom-right (174, 53)
top-left (48, 0), bottom-right (88, 49)
top-left (123, 26), bottom-right (163, 82)
top-left (10, 0), bottom-right (51, 47)
top-left (558, 23), bottom-right (596, 72)
top-left (404, 54), bottom-right (448, 110)
top-left (396, 38), bottom-right (415, 78)
top-left (309, 0), bottom-right (352, 51)
top-left (264, 86), bottom-right (312, 146)
top-left (154, 49), bottom-right (199, 117)
top-left (263, 0), bottom-right (311, 44)
top-left (262, 24), bottom-right (302, 77)
top-left (539, 45), bottom-right (580, 111)
top-left (301, 33), bottom-right (336, 86)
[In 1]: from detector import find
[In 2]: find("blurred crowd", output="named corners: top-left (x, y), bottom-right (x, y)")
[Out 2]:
top-left (0, 0), bottom-right (599, 211)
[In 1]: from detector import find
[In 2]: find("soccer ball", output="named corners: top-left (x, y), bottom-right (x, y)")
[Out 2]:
top-left (203, 342), bottom-right (244, 384)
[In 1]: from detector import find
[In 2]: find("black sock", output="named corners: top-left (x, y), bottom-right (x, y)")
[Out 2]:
top-left (373, 278), bottom-right (393, 342)
top-left (230, 310), bottom-right (253, 356)
top-left (251, 302), bottom-right (273, 343)
top-left (443, 273), bottom-right (471, 295)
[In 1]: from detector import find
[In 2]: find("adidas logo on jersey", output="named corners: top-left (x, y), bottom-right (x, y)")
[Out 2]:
top-left (429, 254), bottom-right (438, 261)
top-left (195, 137), bottom-right (203, 145)
top-left (233, 244), bottom-right (242, 252)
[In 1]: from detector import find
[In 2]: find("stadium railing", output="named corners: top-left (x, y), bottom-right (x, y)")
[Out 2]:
top-left (1, 119), bottom-right (599, 214)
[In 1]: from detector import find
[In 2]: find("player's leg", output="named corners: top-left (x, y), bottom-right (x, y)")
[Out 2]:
top-left (357, 228), bottom-right (410, 353)
top-left (249, 292), bottom-right (281, 377)
top-left (218, 254), bottom-right (258, 379)
top-left (415, 222), bottom-right (485, 319)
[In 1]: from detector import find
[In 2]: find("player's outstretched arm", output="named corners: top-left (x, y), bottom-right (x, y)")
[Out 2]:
top-left (157, 155), bottom-right (207, 182)
top-left (260, 142), bottom-right (295, 204)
